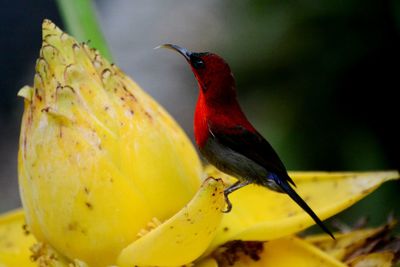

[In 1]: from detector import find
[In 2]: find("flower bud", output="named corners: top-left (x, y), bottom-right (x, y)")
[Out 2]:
top-left (18, 19), bottom-right (202, 266)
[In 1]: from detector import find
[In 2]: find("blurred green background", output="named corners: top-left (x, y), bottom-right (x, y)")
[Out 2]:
top-left (0, 0), bottom-right (399, 232)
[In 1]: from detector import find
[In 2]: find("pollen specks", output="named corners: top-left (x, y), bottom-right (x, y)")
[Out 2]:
top-left (137, 217), bottom-right (162, 238)
top-left (214, 241), bottom-right (264, 266)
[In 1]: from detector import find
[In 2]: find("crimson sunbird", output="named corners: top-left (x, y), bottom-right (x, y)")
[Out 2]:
top-left (158, 44), bottom-right (334, 238)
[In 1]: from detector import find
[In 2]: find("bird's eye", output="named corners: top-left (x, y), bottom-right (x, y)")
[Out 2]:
top-left (190, 56), bottom-right (205, 69)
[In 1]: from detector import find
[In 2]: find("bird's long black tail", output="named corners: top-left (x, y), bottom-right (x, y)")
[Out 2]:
top-left (274, 175), bottom-right (335, 239)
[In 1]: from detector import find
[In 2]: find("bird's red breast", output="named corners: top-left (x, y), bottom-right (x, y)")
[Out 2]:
top-left (194, 90), bottom-right (208, 148)
top-left (194, 87), bottom-right (256, 149)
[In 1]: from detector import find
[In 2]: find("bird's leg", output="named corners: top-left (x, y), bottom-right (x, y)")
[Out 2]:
top-left (222, 180), bottom-right (251, 213)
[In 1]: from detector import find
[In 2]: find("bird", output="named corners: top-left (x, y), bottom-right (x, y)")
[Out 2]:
top-left (157, 44), bottom-right (334, 239)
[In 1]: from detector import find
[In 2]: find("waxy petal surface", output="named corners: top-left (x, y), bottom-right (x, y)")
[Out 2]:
top-left (18, 20), bottom-right (202, 266)
top-left (237, 237), bottom-right (346, 267)
top-left (305, 224), bottom-right (395, 261)
top-left (117, 178), bottom-right (225, 267)
top-left (205, 168), bottom-right (399, 250)
top-left (347, 252), bottom-right (394, 267)
top-left (0, 210), bottom-right (36, 267)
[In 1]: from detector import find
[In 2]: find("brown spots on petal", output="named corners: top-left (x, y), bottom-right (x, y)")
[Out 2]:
top-left (85, 202), bottom-right (93, 210)
top-left (287, 211), bottom-right (297, 217)
top-left (72, 43), bottom-right (80, 53)
top-left (22, 224), bottom-right (30, 235)
top-left (122, 84), bottom-right (137, 99)
top-left (2, 241), bottom-right (13, 249)
top-left (67, 221), bottom-right (79, 231)
top-left (145, 111), bottom-right (152, 120)
top-left (59, 84), bottom-right (76, 94)
top-left (93, 54), bottom-right (103, 69)
top-left (41, 107), bottom-right (50, 113)
top-left (101, 68), bottom-right (112, 82)
top-left (41, 44), bottom-right (60, 60)
top-left (34, 88), bottom-right (43, 102)
top-left (361, 188), bottom-right (372, 195)
top-left (67, 221), bottom-right (87, 235)
top-left (42, 33), bottom-right (57, 41)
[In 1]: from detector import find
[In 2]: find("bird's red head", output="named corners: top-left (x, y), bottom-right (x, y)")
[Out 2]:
top-left (158, 44), bottom-right (253, 147)
top-left (158, 44), bottom-right (237, 103)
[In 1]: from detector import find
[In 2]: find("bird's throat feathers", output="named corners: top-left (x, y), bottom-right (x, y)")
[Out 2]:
top-left (194, 89), bottom-right (255, 148)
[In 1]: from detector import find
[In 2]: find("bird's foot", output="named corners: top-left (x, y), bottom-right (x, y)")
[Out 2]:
top-left (222, 192), bottom-right (232, 213)
top-left (221, 180), bottom-right (251, 213)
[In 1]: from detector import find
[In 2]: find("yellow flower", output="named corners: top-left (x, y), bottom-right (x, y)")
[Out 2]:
top-left (17, 19), bottom-right (204, 266)
top-left (0, 20), bottom-right (398, 267)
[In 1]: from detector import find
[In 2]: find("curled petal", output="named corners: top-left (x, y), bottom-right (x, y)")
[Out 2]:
top-left (117, 178), bottom-right (225, 267)
top-left (206, 169), bottom-right (399, 251)
top-left (306, 219), bottom-right (399, 264)
top-left (347, 252), bottom-right (394, 267)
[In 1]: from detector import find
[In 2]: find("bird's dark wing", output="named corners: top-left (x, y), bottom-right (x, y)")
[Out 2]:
top-left (209, 125), bottom-right (295, 186)
top-left (210, 125), bottom-right (335, 238)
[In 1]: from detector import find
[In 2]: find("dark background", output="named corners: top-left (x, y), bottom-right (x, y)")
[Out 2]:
top-left (0, 0), bottom-right (399, 230)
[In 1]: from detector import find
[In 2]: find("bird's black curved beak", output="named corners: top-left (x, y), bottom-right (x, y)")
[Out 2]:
top-left (155, 44), bottom-right (192, 61)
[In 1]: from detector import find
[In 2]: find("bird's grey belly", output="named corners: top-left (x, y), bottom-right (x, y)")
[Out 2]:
top-left (200, 137), bottom-right (268, 184)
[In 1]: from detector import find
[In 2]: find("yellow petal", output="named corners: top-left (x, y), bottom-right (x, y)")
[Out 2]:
top-left (18, 20), bottom-right (202, 266)
top-left (195, 258), bottom-right (219, 267)
top-left (209, 237), bottom-right (346, 267)
top-left (117, 178), bottom-right (225, 267)
top-left (0, 209), bottom-right (36, 267)
top-left (305, 222), bottom-right (395, 261)
top-left (17, 86), bottom-right (33, 101)
top-left (205, 169), bottom-right (398, 251)
top-left (347, 252), bottom-right (394, 267)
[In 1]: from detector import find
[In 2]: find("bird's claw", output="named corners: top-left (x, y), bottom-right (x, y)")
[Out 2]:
top-left (222, 192), bottom-right (232, 213)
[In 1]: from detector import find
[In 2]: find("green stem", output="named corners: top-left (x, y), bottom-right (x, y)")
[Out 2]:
top-left (55, 0), bottom-right (113, 61)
